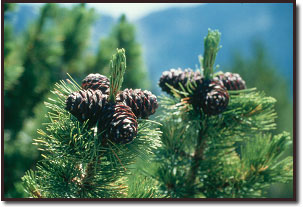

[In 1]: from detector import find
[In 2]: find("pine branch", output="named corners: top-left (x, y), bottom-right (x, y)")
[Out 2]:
top-left (22, 75), bottom-right (162, 198)
top-left (22, 170), bottom-right (43, 198)
top-left (186, 119), bottom-right (208, 190)
top-left (78, 158), bottom-right (99, 196)
top-left (153, 29), bottom-right (292, 198)
top-left (153, 86), bottom-right (292, 198)
top-left (76, 128), bottom-right (108, 196)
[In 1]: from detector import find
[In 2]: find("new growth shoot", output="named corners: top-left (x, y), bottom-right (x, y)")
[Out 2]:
top-left (109, 48), bottom-right (127, 103)
top-left (203, 29), bottom-right (221, 80)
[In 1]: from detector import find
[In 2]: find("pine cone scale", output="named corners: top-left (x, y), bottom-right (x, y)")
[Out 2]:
top-left (98, 104), bottom-right (138, 144)
top-left (65, 89), bottom-right (108, 127)
top-left (159, 68), bottom-right (203, 96)
top-left (190, 80), bottom-right (229, 115)
top-left (214, 72), bottom-right (246, 91)
top-left (81, 73), bottom-right (110, 95)
top-left (116, 88), bottom-right (158, 119)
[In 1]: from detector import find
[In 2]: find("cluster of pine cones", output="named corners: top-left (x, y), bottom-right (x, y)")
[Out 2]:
top-left (159, 69), bottom-right (246, 115)
top-left (65, 73), bottom-right (158, 144)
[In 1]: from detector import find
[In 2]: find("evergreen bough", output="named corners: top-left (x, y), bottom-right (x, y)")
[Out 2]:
top-left (151, 29), bottom-right (293, 198)
top-left (22, 49), bottom-right (162, 198)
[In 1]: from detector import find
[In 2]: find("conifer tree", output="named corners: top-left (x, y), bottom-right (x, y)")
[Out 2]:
top-left (227, 42), bottom-right (292, 136)
top-left (5, 3), bottom-right (96, 137)
top-left (4, 3), bottom-right (97, 198)
top-left (227, 41), bottom-right (293, 198)
top-left (22, 49), bottom-right (161, 198)
top-left (4, 4), bottom-right (28, 197)
top-left (59, 3), bottom-right (96, 78)
top-left (5, 3), bottom-right (61, 137)
top-left (91, 14), bottom-right (149, 89)
top-left (4, 3), bottom-right (23, 95)
top-left (153, 29), bottom-right (293, 198)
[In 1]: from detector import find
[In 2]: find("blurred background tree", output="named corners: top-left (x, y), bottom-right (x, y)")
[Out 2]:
top-left (4, 3), bottom-right (23, 96)
top-left (4, 3), bottom-right (28, 197)
top-left (59, 3), bottom-right (96, 78)
top-left (227, 41), bottom-right (292, 136)
top-left (90, 14), bottom-right (150, 89)
top-left (5, 4), bottom-right (61, 136)
top-left (4, 3), bottom-right (97, 197)
top-left (227, 41), bottom-right (293, 198)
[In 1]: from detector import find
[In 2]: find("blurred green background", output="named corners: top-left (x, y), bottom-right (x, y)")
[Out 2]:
top-left (4, 3), bottom-right (293, 198)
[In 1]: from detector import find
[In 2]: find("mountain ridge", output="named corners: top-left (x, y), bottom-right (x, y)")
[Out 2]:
top-left (135, 3), bottom-right (293, 92)
top-left (6, 3), bottom-right (293, 94)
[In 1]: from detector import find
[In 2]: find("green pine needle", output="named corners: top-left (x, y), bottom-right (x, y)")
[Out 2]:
top-left (109, 48), bottom-right (127, 103)
top-left (21, 74), bottom-right (162, 198)
top-left (154, 88), bottom-right (292, 198)
top-left (203, 29), bottom-right (221, 80)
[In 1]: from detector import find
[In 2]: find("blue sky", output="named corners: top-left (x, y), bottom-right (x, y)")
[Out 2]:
top-left (26, 3), bottom-right (203, 20)
top-left (86, 3), bottom-right (202, 20)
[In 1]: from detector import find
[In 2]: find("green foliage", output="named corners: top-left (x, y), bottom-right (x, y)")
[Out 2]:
top-left (4, 3), bottom-right (97, 198)
top-left (4, 63), bottom-right (24, 93)
top-left (4, 24), bottom-right (24, 94)
top-left (4, 3), bottom-right (16, 13)
top-left (22, 76), bottom-right (161, 198)
top-left (126, 167), bottom-right (162, 198)
top-left (5, 4), bottom-right (293, 199)
top-left (5, 3), bottom-right (96, 135)
top-left (203, 29), bottom-right (221, 79)
top-left (4, 3), bottom-right (24, 97)
top-left (227, 41), bottom-right (293, 198)
top-left (5, 5), bottom-right (151, 198)
top-left (4, 129), bottom-right (39, 198)
top-left (109, 48), bottom-right (126, 103)
top-left (5, 3), bottom-right (62, 135)
top-left (149, 31), bottom-right (293, 198)
top-left (4, 23), bottom-right (14, 58)
top-left (227, 41), bottom-right (292, 135)
top-left (151, 90), bottom-right (292, 198)
top-left (91, 15), bottom-right (150, 89)
top-left (60, 4), bottom-right (96, 76)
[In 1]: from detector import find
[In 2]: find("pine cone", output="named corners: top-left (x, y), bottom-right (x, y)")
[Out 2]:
top-left (214, 72), bottom-right (246, 90)
top-left (81, 73), bottom-right (110, 95)
top-left (65, 89), bottom-right (108, 127)
top-left (116, 89), bottom-right (158, 119)
top-left (98, 104), bottom-right (138, 144)
top-left (191, 80), bottom-right (229, 115)
top-left (158, 68), bottom-right (203, 96)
